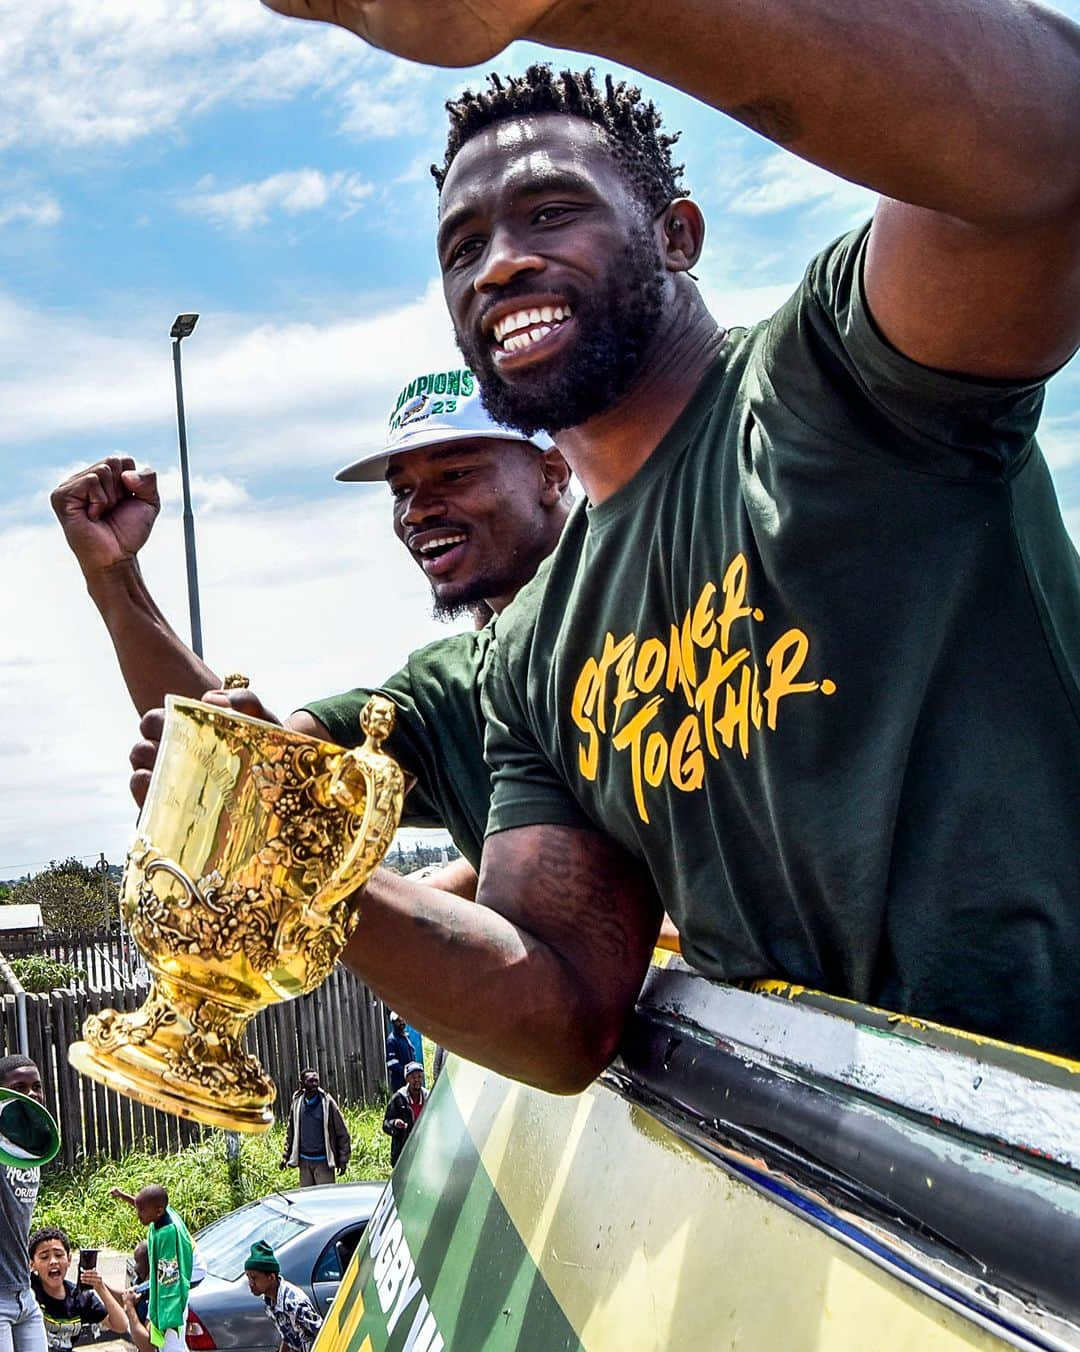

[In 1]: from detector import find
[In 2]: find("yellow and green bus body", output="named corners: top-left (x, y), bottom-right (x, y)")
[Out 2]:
top-left (318, 960), bottom-right (1080, 1351)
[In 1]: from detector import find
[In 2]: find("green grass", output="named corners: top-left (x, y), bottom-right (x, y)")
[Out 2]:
top-left (34, 1104), bottom-right (392, 1251)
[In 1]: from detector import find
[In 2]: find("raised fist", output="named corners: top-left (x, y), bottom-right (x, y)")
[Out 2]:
top-left (51, 457), bottom-right (160, 578)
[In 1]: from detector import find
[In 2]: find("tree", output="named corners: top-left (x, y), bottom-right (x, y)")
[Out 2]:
top-left (8, 858), bottom-right (118, 936)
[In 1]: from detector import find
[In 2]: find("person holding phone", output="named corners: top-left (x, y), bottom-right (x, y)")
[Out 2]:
top-left (27, 1230), bottom-right (126, 1350)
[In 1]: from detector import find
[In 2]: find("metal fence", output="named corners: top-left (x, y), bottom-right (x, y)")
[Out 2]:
top-left (0, 966), bottom-right (388, 1166)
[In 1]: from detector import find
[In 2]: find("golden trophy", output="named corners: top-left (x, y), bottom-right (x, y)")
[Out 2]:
top-left (68, 689), bottom-right (404, 1132)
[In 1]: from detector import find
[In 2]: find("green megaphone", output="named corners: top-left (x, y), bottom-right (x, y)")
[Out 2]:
top-left (0, 1086), bottom-right (60, 1168)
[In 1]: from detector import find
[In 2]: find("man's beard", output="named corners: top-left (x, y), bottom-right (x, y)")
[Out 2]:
top-left (457, 220), bottom-right (666, 437)
top-left (430, 569), bottom-right (510, 623)
top-left (432, 586), bottom-right (485, 622)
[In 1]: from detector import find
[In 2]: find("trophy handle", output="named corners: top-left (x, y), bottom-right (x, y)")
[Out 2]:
top-left (325, 695), bottom-right (406, 896)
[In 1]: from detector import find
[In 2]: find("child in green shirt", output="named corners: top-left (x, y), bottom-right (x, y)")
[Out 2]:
top-left (111, 1185), bottom-right (193, 1350)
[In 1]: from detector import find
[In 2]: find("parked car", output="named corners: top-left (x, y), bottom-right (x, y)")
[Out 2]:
top-left (185, 1181), bottom-right (385, 1350)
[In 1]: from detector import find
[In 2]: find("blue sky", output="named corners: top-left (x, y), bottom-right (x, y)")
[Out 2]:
top-left (1, 0), bottom-right (1078, 876)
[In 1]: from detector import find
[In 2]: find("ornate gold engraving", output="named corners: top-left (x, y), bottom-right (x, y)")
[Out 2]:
top-left (69, 694), bottom-right (404, 1132)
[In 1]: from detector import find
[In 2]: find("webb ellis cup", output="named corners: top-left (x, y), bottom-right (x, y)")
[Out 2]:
top-left (68, 688), bottom-right (405, 1132)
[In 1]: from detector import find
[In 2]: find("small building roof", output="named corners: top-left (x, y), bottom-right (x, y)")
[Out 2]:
top-left (0, 905), bottom-right (43, 932)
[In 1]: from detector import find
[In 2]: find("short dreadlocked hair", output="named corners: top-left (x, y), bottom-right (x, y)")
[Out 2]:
top-left (433, 65), bottom-right (687, 214)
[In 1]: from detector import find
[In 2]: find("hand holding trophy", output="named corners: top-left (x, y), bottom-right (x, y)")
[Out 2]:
top-left (69, 685), bottom-right (404, 1131)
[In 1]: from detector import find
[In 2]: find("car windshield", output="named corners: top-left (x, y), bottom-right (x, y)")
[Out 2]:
top-left (197, 1200), bottom-right (309, 1281)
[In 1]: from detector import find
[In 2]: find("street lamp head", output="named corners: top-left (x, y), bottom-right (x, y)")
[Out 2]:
top-left (170, 313), bottom-right (199, 340)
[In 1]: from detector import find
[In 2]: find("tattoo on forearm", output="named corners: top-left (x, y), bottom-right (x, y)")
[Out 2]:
top-left (728, 97), bottom-right (801, 145)
top-left (514, 830), bottom-right (646, 965)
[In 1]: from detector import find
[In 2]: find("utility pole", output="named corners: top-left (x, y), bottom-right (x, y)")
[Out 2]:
top-left (95, 853), bottom-right (110, 929)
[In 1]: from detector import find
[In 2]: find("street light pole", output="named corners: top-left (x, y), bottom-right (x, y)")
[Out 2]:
top-left (171, 316), bottom-right (243, 1174)
top-left (170, 313), bottom-right (203, 658)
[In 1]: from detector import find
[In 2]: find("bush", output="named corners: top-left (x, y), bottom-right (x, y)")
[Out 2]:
top-left (35, 1106), bottom-right (393, 1251)
top-left (7, 954), bottom-right (84, 992)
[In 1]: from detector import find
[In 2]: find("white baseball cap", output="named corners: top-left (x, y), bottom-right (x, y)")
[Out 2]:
top-left (336, 366), bottom-right (553, 483)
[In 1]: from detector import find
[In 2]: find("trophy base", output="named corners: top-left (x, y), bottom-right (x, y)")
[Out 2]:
top-left (68, 980), bottom-right (277, 1134)
top-left (69, 1040), bottom-right (274, 1133)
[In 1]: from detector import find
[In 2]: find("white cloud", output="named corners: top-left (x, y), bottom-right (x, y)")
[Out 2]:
top-left (1038, 412), bottom-right (1080, 469)
top-left (0, 279), bottom-right (458, 460)
top-left (186, 169), bottom-right (373, 230)
top-left (0, 0), bottom-right (454, 158)
top-left (726, 151), bottom-right (876, 219)
top-left (0, 486), bottom-right (452, 872)
top-left (0, 0), bottom-right (381, 151)
top-left (339, 61), bottom-right (438, 140)
top-left (0, 194), bottom-right (62, 227)
top-left (699, 279), bottom-right (798, 329)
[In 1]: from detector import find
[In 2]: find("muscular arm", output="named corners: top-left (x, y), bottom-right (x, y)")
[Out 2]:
top-left (422, 855), bottom-right (478, 900)
top-left (344, 824), bottom-right (663, 1093)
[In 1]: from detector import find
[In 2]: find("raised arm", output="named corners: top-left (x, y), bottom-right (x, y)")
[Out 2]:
top-left (263, 0), bottom-right (1080, 378)
top-left (52, 458), bottom-right (219, 714)
top-left (563, 0), bottom-right (1080, 376)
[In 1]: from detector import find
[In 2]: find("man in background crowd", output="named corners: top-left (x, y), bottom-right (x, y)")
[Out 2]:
top-left (385, 1014), bottom-right (420, 1093)
top-left (382, 1063), bottom-right (428, 1167)
top-left (280, 1070), bottom-right (351, 1187)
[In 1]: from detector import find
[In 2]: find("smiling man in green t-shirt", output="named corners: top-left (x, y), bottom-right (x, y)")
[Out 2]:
top-left (238, 1), bottom-right (1080, 1082)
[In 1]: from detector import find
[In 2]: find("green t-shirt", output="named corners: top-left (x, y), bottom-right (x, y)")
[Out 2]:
top-left (482, 225), bottom-right (1080, 1058)
top-left (147, 1206), bottom-right (194, 1339)
top-left (303, 628), bottom-right (493, 870)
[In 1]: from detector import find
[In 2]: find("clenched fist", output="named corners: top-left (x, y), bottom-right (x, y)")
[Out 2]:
top-left (51, 456), bottom-right (160, 579)
top-left (259, 0), bottom-right (565, 69)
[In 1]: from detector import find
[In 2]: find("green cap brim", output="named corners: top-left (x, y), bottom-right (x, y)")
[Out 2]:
top-left (0, 1087), bottom-right (60, 1168)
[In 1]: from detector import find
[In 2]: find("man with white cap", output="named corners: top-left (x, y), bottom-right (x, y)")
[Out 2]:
top-left (333, 366), bottom-right (564, 623)
top-left (54, 367), bottom-right (571, 871)
top-left (381, 1061), bottom-right (428, 1166)
top-left (294, 369), bottom-right (570, 869)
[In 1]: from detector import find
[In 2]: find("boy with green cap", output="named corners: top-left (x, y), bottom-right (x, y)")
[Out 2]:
top-left (244, 1242), bottom-right (322, 1352)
